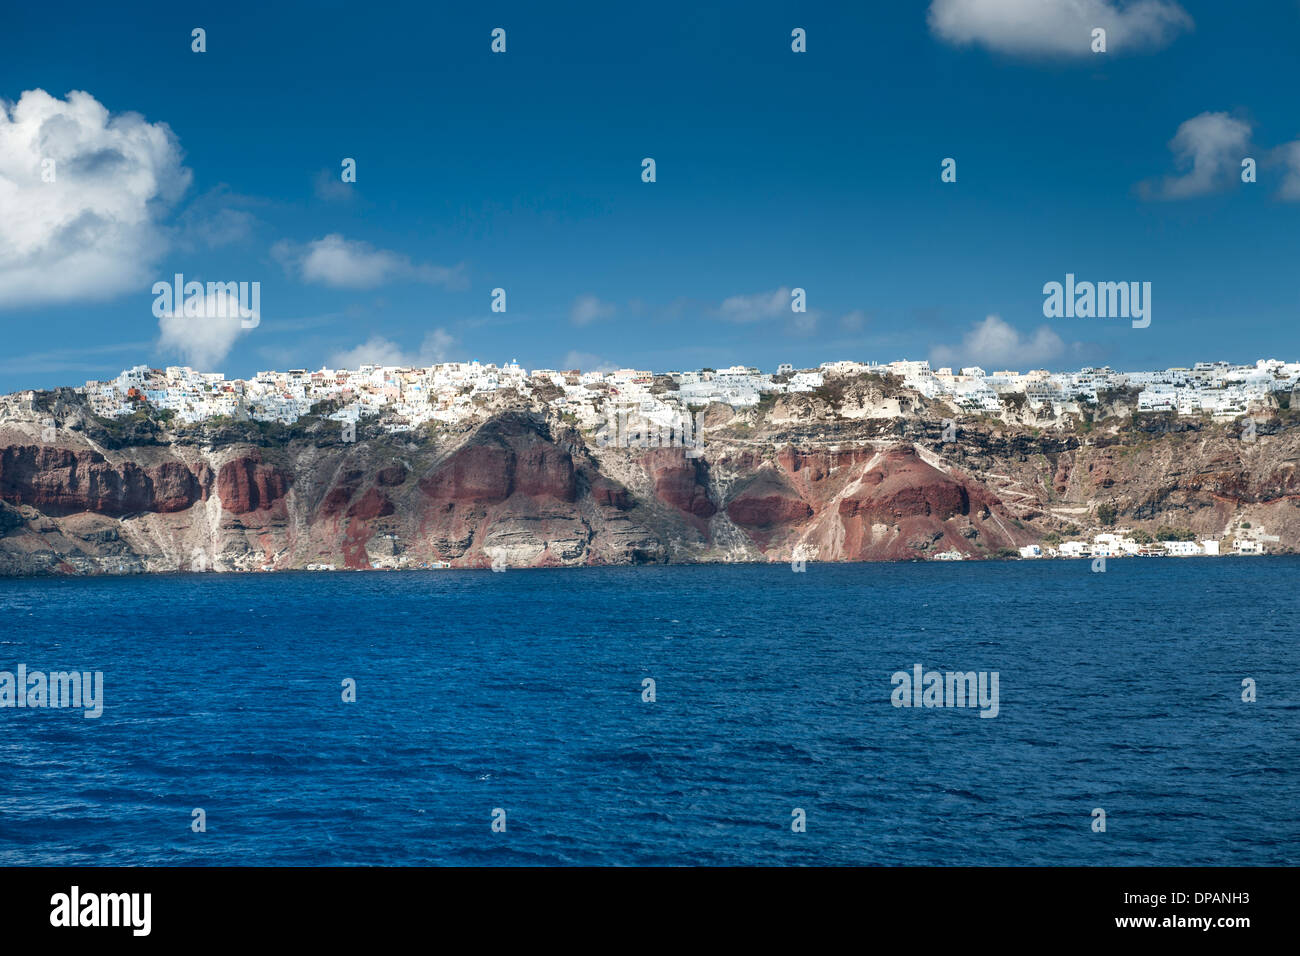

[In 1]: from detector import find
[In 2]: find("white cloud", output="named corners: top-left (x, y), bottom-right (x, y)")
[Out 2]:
top-left (570, 294), bottom-right (616, 325)
top-left (0, 88), bottom-right (191, 307)
top-left (329, 336), bottom-right (407, 368)
top-left (928, 0), bottom-right (1192, 56)
top-left (157, 289), bottom-right (257, 371)
top-left (717, 287), bottom-right (791, 323)
top-left (328, 329), bottom-right (456, 369)
top-left (1139, 112), bottom-right (1252, 200)
top-left (273, 234), bottom-right (466, 289)
top-left (421, 328), bottom-right (455, 363)
top-left (1271, 140), bottom-right (1300, 201)
top-left (931, 314), bottom-right (1066, 368)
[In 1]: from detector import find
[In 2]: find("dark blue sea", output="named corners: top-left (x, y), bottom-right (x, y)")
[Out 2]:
top-left (1, 558), bottom-right (1296, 866)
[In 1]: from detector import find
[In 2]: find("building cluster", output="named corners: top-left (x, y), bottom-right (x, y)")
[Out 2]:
top-left (877, 358), bottom-right (1300, 417)
top-left (77, 361), bottom-right (819, 431)
top-left (1016, 528), bottom-right (1275, 560)
top-left (71, 356), bottom-right (1300, 432)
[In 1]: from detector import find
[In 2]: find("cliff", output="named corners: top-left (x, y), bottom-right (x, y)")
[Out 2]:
top-left (1, 385), bottom-right (1297, 574)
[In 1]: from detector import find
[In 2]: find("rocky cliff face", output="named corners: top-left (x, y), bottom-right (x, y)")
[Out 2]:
top-left (1, 389), bottom-right (1296, 574)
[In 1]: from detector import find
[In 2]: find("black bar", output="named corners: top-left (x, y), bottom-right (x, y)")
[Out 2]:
top-left (0, 866), bottom-right (1284, 943)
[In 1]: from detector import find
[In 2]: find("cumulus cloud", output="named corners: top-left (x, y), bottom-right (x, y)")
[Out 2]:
top-left (1138, 112), bottom-right (1253, 200)
top-left (328, 336), bottom-right (408, 368)
top-left (931, 314), bottom-right (1066, 368)
top-left (157, 289), bottom-right (258, 370)
top-left (0, 88), bottom-right (191, 307)
top-left (570, 294), bottom-right (616, 325)
top-left (328, 329), bottom-right (455, 369)
top-left (716, 287), bottom-right (791, 323)
top-left (273, 234), bottom-right (466, 289)
top-left (928, 0), bottom-right (1192, 56)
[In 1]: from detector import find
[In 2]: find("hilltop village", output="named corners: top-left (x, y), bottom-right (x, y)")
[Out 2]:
top-left (66, 356), bottom-right (1300, 431)
top-left (1, 354), bottom-right (1296, 575)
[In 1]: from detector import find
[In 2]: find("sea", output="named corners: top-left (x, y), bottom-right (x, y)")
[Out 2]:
top-left (1, 557), bottom-right (1296, 866)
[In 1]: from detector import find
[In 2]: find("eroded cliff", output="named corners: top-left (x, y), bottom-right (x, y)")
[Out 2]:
top-left (1, 386), bottom-right (1296, 574)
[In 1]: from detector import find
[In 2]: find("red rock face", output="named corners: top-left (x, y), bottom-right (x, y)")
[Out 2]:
top-left (842, 448), bottom-right (972, 522)
top-left (775, 447), bottom-right (880, 514)
top-left (420, 430), bottom-right (575, 504)
top-left (726, 472), bottom-right (813, 528)
top-left (1087, 454), bottom-right (1118, 489)
top-left (590, 476), bottom-right (634, 510)
top-left (706, 444), bottom-right (1022, 559)
top-left (644, 448), bottom-right (715, 526)
top-left (420, 442), bottom-right (514, 502)
top-left (777, 446), bottom-right (874, 483)
top-left (150, 461), bottom-right (206, 513)
top-left (0, 416), bottom-right (1133, 573)
top-left (0, 445), bottom-right (205, 516)
top-left (831, 446), bottom-right (1015, 560)
top-left (724, 470), bottom-right (812, 550)
top-left (346, 487), bottom-right (393, 520)
top-left (340, 517), bottom-right (374, 569)
top-left (320, 469), bottom-right (364, 518)
top-left (1255, 465), bottom-right (1300, 501)
top-left (217, 456), bottom-right (290, 514)
top-left (409, 422), bottom-right (585, 562)
top-left (513, 442), bottom-right (576, 501)
top-left (328, 486), bottom-right (394, 567)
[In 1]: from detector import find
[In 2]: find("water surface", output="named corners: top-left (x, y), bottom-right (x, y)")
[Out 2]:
top-left (1, 558), bottom-right (1295, 865)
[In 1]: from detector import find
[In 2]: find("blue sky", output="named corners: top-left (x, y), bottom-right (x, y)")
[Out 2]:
top-left (2, 0), bottom-right (1299, 391)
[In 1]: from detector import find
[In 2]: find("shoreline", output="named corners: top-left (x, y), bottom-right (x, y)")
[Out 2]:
top-left (0, 550), bottom-right (1285, 579)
